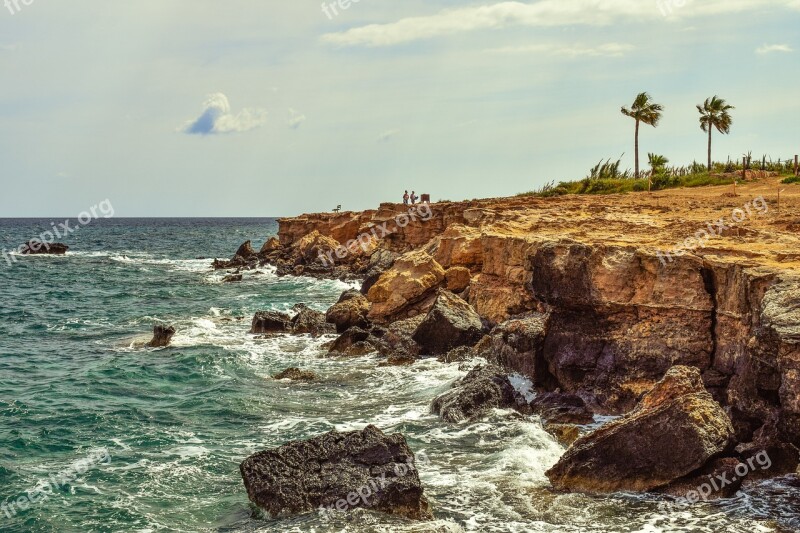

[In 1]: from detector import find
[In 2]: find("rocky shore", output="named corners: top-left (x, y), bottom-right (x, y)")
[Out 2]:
top-left (223, 177), bottom-right (800, 521)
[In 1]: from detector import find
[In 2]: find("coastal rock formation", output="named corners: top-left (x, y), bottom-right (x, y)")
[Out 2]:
top-left (325, 290), bottom-right (370, 333)
top-left (273, 368), bottom-right (317, 382)
top-left (546, 366), bottom-right (735, 493)
top-left (146, 325), bottom-right (176, 348)
top-left (529, 392), bottom-right (594, 425)
top-left (444, 266), bottom-right (471, 293)
top-left (367, 250), bottom-right (445, 323)
top-left (656, 457), bottom-right (744, 500)
top-left (473, 312), bottom-right (551, 386)
top-left (290, 304), bottom-right (335, 337)
top-left (250, 311), bottom-right (292, 334)
top-left (412, 290), bottom-right (484, 355)
top-left (259, 237), bottom-right (280, 255)
top-left (328, 327), bottom-right (382, 357)
top-left (360, 248), bottom-right (398, 295)
top-left (222, 273), bottom-right (243, 283)
top-left (432, 363), bottom-right (522, 422)
top-left (240, 425), bottom-right (431, 520)
top-left (20, 241), bottom-right (69, 255)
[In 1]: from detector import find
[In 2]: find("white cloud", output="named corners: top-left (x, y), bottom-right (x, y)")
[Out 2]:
top-left (321, 0), bottom-right (794, 47)
top-left (377, 129), bottom-right (400, 142)
top-left (181, 93), bottom-right (267, 135)
top-left (486, 42), bottom-right (634, 57)
top-left (756, 43), bottom-right (793, 54)
top-left (286, 108), bottom-right (306, 129)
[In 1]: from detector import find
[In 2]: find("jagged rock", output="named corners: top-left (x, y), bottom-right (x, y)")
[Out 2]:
top-left (235, 240), bottom-right (257, 259)
top-left (20, 241), bottom-right (69, 255)
top-left (259, 237), bottom-right (281, 255)
top-left (295, 231), bottom-right (341, 265)
top-left (240, 425), bottom-right (432, 520)
top-left (367, 250), bottom-right (445, 323)
top-left (544, 423), bottom-right (581, 446)
top-left (474, 312), bottom-right (550, 384)
top-left (380, 316), bottom-right (424, 358)
top-left (146, 325), bottom-right (175, 348)
top-left (412, 290), bottom-right (484, 355)
top-left (529, 392), bottom-right (594, 425)
top-left (546, 366), bottom-right (736, 493)
top-left (444, 267), bottom-right (471, 293)
top-left (223, 273), bottom-right (243, 283)
top-left (360, 248), bottom-right (399, 295)
top-left (250, 311), bottom-right (292, 334)
top-left (431, 363), bottom-right (522, 423)
top-left (291, 304), bottom-right (336, 337)
top-left (328, 327), bottom-right (382, 356)
top-left (735, 414), bottom-right (799, 478)
top-left (273, 368), bottom-right (317, 382)
top-left (326, 290), bottom-right (370, 333)
top-left (438, 345), bottom-right (475, 364)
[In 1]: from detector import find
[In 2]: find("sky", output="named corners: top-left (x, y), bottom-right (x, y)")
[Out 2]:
top-left (0, 0), bottom-right (798, 217)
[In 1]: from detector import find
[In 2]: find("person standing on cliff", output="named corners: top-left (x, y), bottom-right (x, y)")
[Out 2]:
top-left (410, 191), bottom-right (418, 205)
top-left (403, 191), bottom-right (409, 205)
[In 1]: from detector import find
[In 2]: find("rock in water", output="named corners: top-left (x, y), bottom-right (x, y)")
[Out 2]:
top-left (291, 304), bottom-right (336, 337)
top-left (239, 425), bottom-right (432, 520)
top-left (235, 240), bottom-right (257, 259)
top-left (546, 366), bottom-right (736, 493)
top-left (326, 290), bottom-right (370, 333)
top-left (412, 290), bottom-right (484, 355)
top-left (529, 392), bottom-right (594, 425)
top-left (20, 241), bottom-right (69, 255)
top-left (222, 273), bottom-right (243, 283)
top-left (273, 368), bottom-right (316, 382)
top-left (147, 325), bottom-right (175, 348)
top-left (250, 311), bottom-right (292, 334)
top-left (431, 363), bottom-right (522, 422)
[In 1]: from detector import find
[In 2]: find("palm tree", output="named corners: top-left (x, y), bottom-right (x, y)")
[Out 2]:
top-left (697, 96), bottom-right (734, 172)
top-left (647, 153), bottom-right (669, 192)
top-left (621, 92), bottom-right (664, 179)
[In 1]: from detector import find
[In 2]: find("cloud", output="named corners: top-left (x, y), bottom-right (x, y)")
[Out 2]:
top-left (756, 43), bottom-right (793, 54)
top-left (286, 108), bottom-right (306, 129)
top-left (377, 129), bottom-right (400, 142)
top-left (486, 42), bottom-right (634, 57)
top-left (321, 0), bottom-right (794, 47)
top-left (181, 93), bottom-right (267, 135)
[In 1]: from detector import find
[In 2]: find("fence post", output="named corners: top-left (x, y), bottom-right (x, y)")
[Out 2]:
top-left (742, 156), bottom-right (747, 182)
top-left (795, 155), bottom-right (798, 176)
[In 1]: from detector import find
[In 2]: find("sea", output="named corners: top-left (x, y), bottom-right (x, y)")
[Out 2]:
top-left (0, 217), bottom-right (798, 533)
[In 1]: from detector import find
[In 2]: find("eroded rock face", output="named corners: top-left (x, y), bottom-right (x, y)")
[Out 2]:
top-left (529, 392), bottom-right (593, 425)
top-left (412, 290), bottom-right (484, 356)
top-left (444, 267), bottom-right (471, 293)
top-left (546, 366), bottom-right (736, 493)
top-left (147, 325), bottom-right (175, 348)
top-left (20, 241), bottom-right (69, 255)
top-left (326, 290), bottom-right (370, 333)
top-left (328, 327), bottom-right (382, 357)
top-left (360, 249), bottom-right (399, 295)
top-left (367, 250), bottom-right (445, 323)
top-left (474, 312), bottom-right (551, 386)
top-left (259, 237), bottom-right (281, 255)
top-left (240, 425), bottom-right (432, 520)
top-left (432, 363), bottom-right (522, 422)
top-left (273, 368), bottom-right (317, 382)
top-left (291, 304), bottom-right (336, 337)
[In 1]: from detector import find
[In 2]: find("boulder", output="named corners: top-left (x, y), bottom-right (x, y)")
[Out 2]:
top-left (544, 423), bottom-right (581, 446)
top-left (235, 240), bottom-right (257, 259)
top-left (291, 304), bottom-right (336, 337)
top-left (529, 392), bottom-right (594, 425)
top-left (223, 273), bottom-right (243, 283)
top-left (360, 248), bottom-right (399, 295)
top-left (444, 267), bottom-right (471, 293)
top-left (474, 312), bottom-right (550, 384)
top-left (412, 290), bottom-right (484, 355)
top-left (734, 414), bottom-right (799, 478)
top-left (328, 327), bottom-right (383, 357)
top-left (546, 366), bottom-right (736, 493)
top-left (326, 290), bottom-right (370, 333)
top-left (295, 231), bottom-right (341, 265)
top-left (431, 363), bottom-right (522, 423)
top-left (240, 425), bottom-right (432, 520)
top-left (656, 457), bottom-right (744, 500)
top-left (367, 250), bottom-right (445, 323)
top-left (146, 325), bottom-right (175, 348)
top-left (20, 241), bottom-right (69, 255)
top-left (259, 237), bottom-right (281, 255)
top-left (273, 368), bottom-right (317, 382)
top-left (250, 311), bottom-right (292, 334)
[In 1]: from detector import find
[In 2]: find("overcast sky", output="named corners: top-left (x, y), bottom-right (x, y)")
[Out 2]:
top-left (1, 0), bottom-right (798, 216)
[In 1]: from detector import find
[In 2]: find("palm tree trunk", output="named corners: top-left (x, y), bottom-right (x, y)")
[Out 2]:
top-left (707, 127), bottom-right (712, 172)
top-left (635, 119), bottom-right (640, 179)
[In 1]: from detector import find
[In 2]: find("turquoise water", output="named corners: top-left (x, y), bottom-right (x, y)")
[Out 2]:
top-left (1, 218), bottom-right (798, 533)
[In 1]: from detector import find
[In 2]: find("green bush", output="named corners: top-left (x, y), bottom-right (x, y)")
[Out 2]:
top-left (782, 175), bottom-right (800, 184)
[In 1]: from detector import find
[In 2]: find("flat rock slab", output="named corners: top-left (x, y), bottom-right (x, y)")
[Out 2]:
top-left (240, 425), bottom-right (432, 520)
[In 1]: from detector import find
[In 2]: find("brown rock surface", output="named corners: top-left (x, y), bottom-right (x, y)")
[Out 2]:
top-left (367, 250), bottom-right (445, 323)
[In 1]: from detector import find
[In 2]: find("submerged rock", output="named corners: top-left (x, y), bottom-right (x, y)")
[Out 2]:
top-left (546, 366), bottom-right (736, 493)
top-left (273, 368), bottom-right (316, 382)
top-left (239, 425), bottom-right (432, 520)
top-left (327, 327), bottom-right (381, 357)
top-left (223, 273), bottom-right (243, 283)
top-left (412, 290), bottom-right (484, 355)
top-left (146, 325), bottom-right (175, 348)
top-left (20, 241), bottom-right (69, 255)
top-left (431, 363), bottom-right (522, 423)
